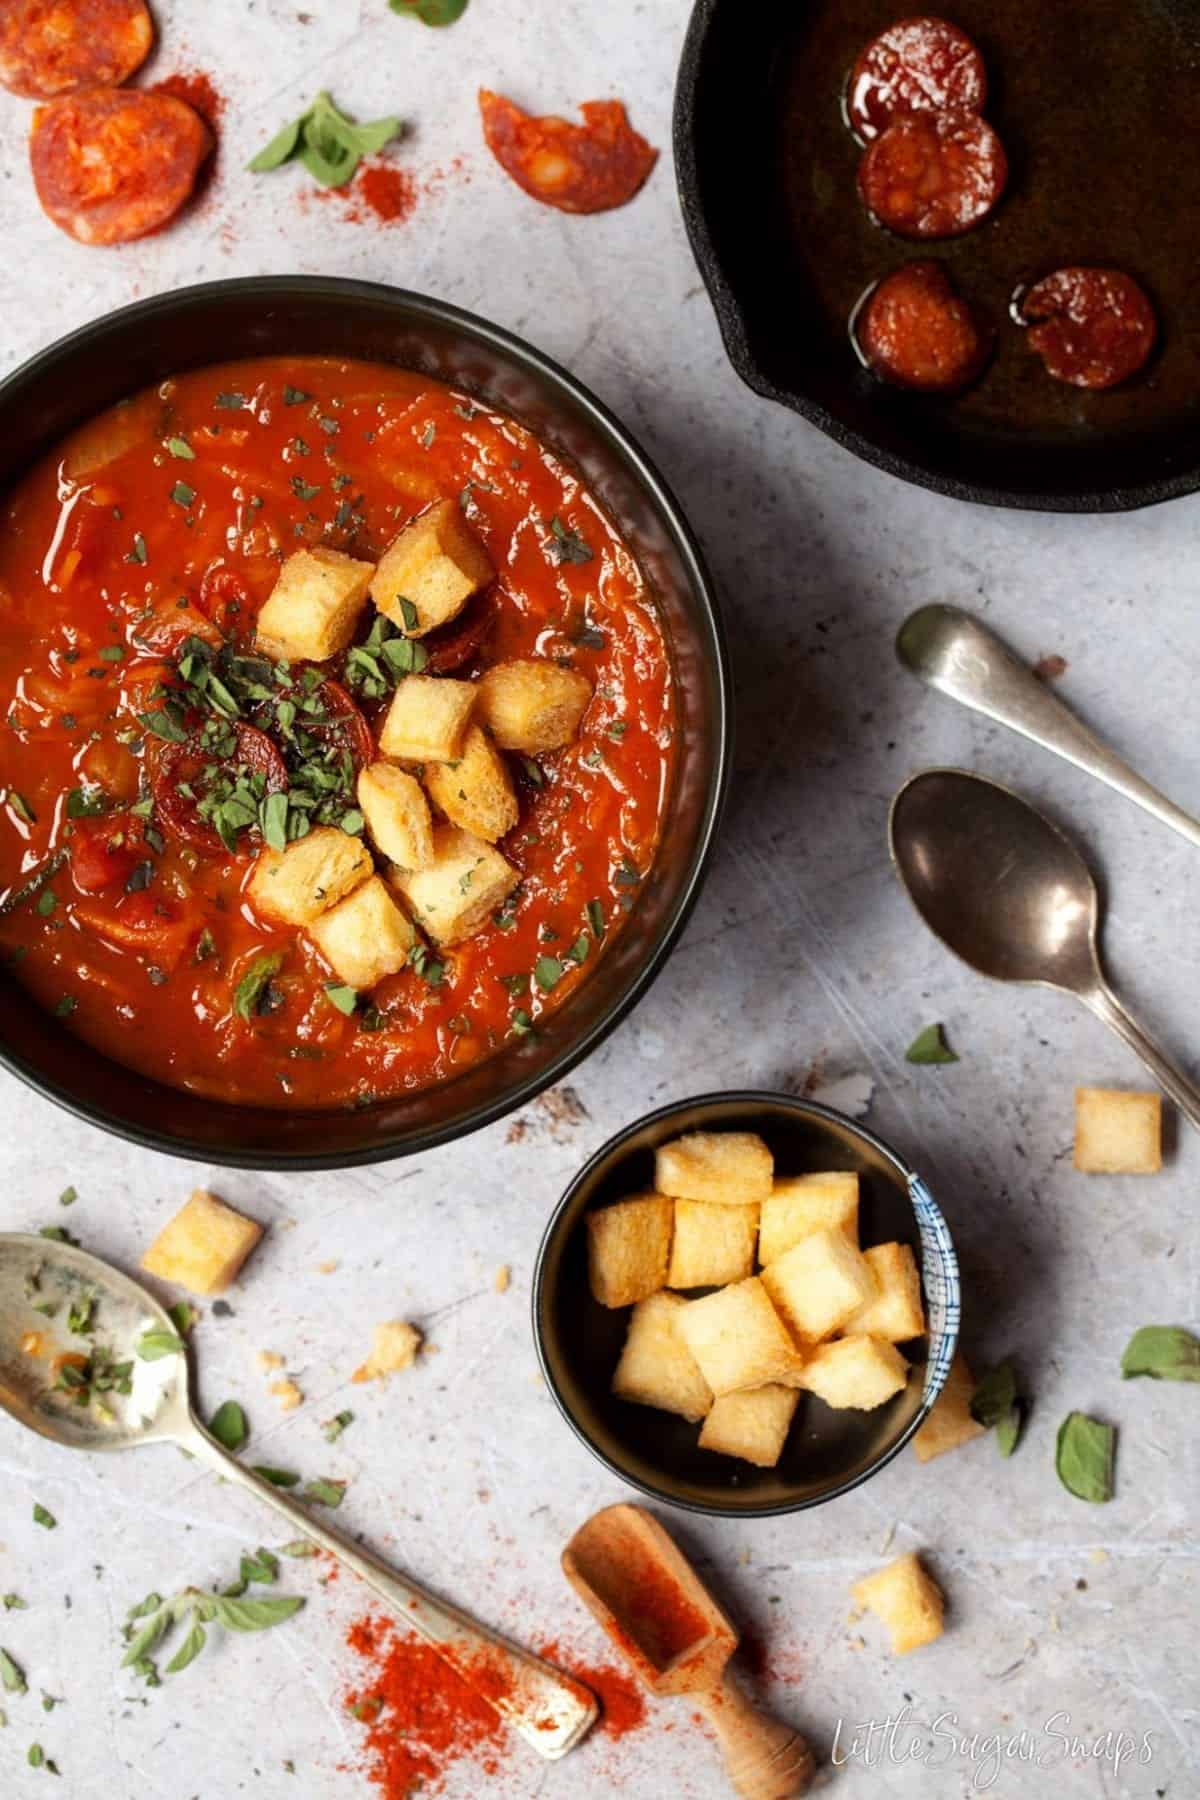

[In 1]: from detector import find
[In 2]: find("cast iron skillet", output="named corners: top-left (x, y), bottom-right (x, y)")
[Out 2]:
top-left (675, 0), bottom-right (1200, 511)
top-left (0, 277), bottom-right (729, 1169)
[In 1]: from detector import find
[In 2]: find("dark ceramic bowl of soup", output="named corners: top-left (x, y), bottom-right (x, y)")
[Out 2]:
top-left (533, 1092), bottom-right (960, 1516)
top-left (0, 278), bottom-right (729, 1167)
top-left (675, 0), bottom-right (1200, 510)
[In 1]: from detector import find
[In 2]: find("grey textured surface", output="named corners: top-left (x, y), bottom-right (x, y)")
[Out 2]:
top-left (0, 3), bottom-right (1196, 1796)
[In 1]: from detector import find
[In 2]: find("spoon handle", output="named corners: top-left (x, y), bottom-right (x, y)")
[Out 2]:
top-left (696, 1671), bottom-right (816, 1798)
top-left (178, 1418), bottom-right (596, 1759)
top-left (1082, 982), bottom-right (1200, 1132)
top-left (899, 606), bottom-right (1200, 851)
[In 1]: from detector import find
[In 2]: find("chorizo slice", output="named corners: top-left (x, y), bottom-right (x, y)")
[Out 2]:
top-left (846, 16), bottom-right (986, 143)
top-left (1018, 268), bottom-right (1157, 389)
top-left (0, 0), bottom-right (153, 99)
top-left (858, 111), bottom-right (1007, 239)
top-left (856, 261), bottom-right (991, 392)
top-left (478, 89), bottom-right (657, 214)
top-left (30, 88), bottom-right (212, 246)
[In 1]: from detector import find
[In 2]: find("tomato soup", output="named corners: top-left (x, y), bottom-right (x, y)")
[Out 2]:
top-left (0, 357), bottom-right (675, 1108)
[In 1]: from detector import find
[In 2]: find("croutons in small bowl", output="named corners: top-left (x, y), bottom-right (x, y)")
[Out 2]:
top-left (533, 1091), bottom-right (960, 1516)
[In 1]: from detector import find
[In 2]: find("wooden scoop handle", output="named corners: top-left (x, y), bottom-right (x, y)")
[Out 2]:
top-left (697, 1670), bottom-right (816, 1799)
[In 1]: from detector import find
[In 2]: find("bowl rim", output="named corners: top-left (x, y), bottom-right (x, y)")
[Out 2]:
top-left (532, 1088), bottom-right (960, 1517)
top-left (672, 0), bottom-right (1199, 515)
top-left (0, 275), bottom-right (732, 1168)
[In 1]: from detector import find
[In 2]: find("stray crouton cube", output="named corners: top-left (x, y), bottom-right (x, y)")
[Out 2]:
top-left (379, 675), bottom-right (476, 764)
top-left (761, 1228), bottom-right (877, 1343)
top-left (255, 547), bottom-right (375, 662)
top-left (587, 1194), bottom-right (673, 1308)
top-left (698, 1384), bottom-right (800, 1468)
top-left (369, 499), bottom-right (494, 636)
top-left (912, 1350), bottom-right (986, 1463)
top-left (390, 824), bottom-right (518, 946)
top-left (667, 1200), bottom-right (759, 1290)
top-left (797, 1335), bottom-right (908, 1409)
top-left (759, 1172), bottom-right (859, 1264)
top-left (141, 1190), bottom-right (264, 1296)
top-left (270, 1379), bottom-right (303, 1412)
top-left (1074, 1087), bottom-right (1162, 1174)
top-left (307, 875), bottom-right (417, 991)
top-left (852, 1552), bottom-right (945, 1655)
top-left (677, 1277), bottom-right (806, 1396)
top-left (423, 725), bottom-right (518, 842)
top-left (612, 1292), bottom-right (713, 1422)
top-left (475, 658), bottom-right (592, 753)
top-left (845, 1243), bottom-right (926, 1343)
top-left (357, 763), bottom-right (434, 871)
top-left (247, 825), bottom-right (372, 928)
top-left (353, 1319), bottom-right (423, 1383)
top-left (654, 1131), bottom-right (773, 1206)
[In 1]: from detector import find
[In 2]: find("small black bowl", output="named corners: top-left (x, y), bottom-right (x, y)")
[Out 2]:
top-left (0, 278), bottom-right (730, 1169)
top-left (675, 0), bottom-right (1200, 511)
top-left (533, 1091), bottom-right (960, 1517)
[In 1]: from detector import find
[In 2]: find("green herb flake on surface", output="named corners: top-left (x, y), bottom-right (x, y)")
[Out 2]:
top-left (134, 1328), bottom-right (185, 1362)
top-left (389, 0), bottom-right (469, 23)
top-left (301, 1477), bottom-right (346, 1508)
top-left (1120, 1325), bottom-right (1200, 1382)
top-left (32, 1504), bottom-right (56, 1530)
top-left (323, 1409), bottom-right (354, 1443)
top-left (1055, 1411), bottom-right (1115, 1504)
top-left (209, 1401), bottom-right (249, 1452)
top-left (168, 1301), bottom-right (198, 1336)
top-left (58, 1187), bottom-right (77, 1207)
top-left (0, 1649), bottom-right (26, 1693)
top-left (970, 1361), bottom-right (1024, 1457)
top-left (905, 1022), bottom-right (958, 1065)
top-left (252, 1466), bottom-right (300, 1488)
top-left (546, 516), bottom-right (593, 565)
top-left (248, 90), bottom-right (403, 190)
top-left (533, 955), bottom-right (563, 993)
top-left (166, 436), bottom-right (195, 460)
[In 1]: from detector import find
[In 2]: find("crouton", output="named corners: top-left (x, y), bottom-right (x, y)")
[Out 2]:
top-left (845, 1242), bottom-right (926, 1343)
top-left (353, 1320), bottom-right (423, 1382)
top-left (369, 499), bottom-right (494, 636)
top-left (307, 875), bottom-right (417, 991)
top-left (474, 658), bottom-right (592, 753)
top-left (666, 1200), bottom-right (759, 1290)
top-left (797, 1335), bottom-right (908, 1410)
top-left (357, 762), bottom-right (435, 871)
top-left (270, 1379), bottom-right (303, 1412)
top-left (141, 1190), bottom-right (264, 1296)
top-left (587, 1194), bottom-right (673, 1308)
top-left (698, 1384), bottom-right (800, 1468)
top-left (654, 1131), bottom-right (773, 1206)
top-left (612, 1292), bottom-right (713, 1423)
top-left (390, 824), bottom-right (518, 946)
top-left (1074, 1087), bottom-right (1162, 1174)
top-left (761, 1227), bottom-right (877, 1344)
top-left (912, 1350), bottom-right (986, 1463)
top-left (852, 1552), bottom-right (945, 1655)
top-left (378, 675), bottom-right (476, 764)
top-left (247, 826), bottom-right (372, 928)
top-left (423, 725), bottom-right (518, 843)
top-left (676, 1277), bottom-right (806, 1396)
top-left (255, 547), bottom-right (375, 662)
top-left (759, 1172), bottom-right (859, 1264)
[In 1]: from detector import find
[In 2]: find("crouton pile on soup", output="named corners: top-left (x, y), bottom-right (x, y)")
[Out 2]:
top-left (0, 358), bottom-right (676, 1107)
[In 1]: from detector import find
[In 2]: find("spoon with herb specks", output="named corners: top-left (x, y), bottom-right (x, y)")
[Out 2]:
top-left (0, 1231), bottom-right (597, 1759)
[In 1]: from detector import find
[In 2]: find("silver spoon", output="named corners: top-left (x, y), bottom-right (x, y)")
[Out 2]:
top-left (0, 1232), bottom-right (596, 1758)
top-left (896, 604), bottom-right (1200, 851)
top-left (889, 768), bottom-right (1200, 1131)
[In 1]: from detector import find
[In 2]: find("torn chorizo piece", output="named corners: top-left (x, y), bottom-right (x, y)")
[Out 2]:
top-left (856, 261), bottom-right (991, 392)
top-left (478, 89), bottom-right (657, 213)
top-left (1018, 268), bottom-right (1157, 390)
top-left (858, 111), bottom-right (1007, 239)
top-left (30, 88), bottom-right (212, 245)
top-left (0, 0), bottom-right (153, 99)
top-left (846, 16), bottom-right (986, 143)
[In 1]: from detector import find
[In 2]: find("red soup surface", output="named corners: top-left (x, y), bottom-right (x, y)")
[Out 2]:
top-left (0, 357), bottom-right (676, 1108)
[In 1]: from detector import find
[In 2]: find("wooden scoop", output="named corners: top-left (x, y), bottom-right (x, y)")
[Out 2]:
top-left (562, 1503), bottom-right (815, 1799)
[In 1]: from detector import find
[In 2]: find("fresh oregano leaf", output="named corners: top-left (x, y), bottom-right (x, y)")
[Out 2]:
top-left (209, 1401), bottom-right (248, 1452)
top-left (279, 1540), bottom-right (318, 1559)
top-left (1120, 1325), bottom-right (1200, 1382)
top-left (164, 1620), bottom-right (207, 1675)
top-left (252, 1465), bottom-right (300, 1488)
top-left (121, 1609), bottom-right (171, 1668)
top-left (135, 1328), bottom-right (185, 1361)
top-left (234, 951), bottom-right (284, 1022)
top-left (389, 0), bottom-right (469, 23)
top-left (239, 1548), bottom-right (279, 1586)
top-left (905, 1022), bottom-right (958, 1065)
top-left (1055, 1411), bottom-right (1115, 1503)
top-left (248, 114), bottom-right (305, 174)
top-left (212, 1594), bottom-right (305, 1632)
top-left (301, 1477), bottom-right (346, 1508)
top-left (0, 1648), bottom-right (26, 1693)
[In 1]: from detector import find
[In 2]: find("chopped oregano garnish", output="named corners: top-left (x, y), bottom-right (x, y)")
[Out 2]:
top-left (545, 516), bottom-right (593, 565)
top-left (586, 899), bottom-right (605, 940)
top-left (533, 955), bottom-right (563, 993)
top-left (290, 476), bottom-right (321, 502)
top-left (301, 1477), bottom-right (346, 1508)
top-left (905, 1022), bottom-right (958, 1065)
top-left (510, 1008), bottom-right (533, 1037)
top-left (209, 1401), bottom-right (248, 1452)
top-left (215, 391), bottom-right (247, 410)
top-left (166, 436), bottom-right (195, 460)
top-left (127, 533), bottom-right (148, 565)
top-left (234, 951), bottom-right (285, 1022)
top-left (0, 1648), bottom-right (26, 1693)
top-left (970, 1361), bottom-right (1025, 1457)
top-left (167, 1300), bottom-right (198, 1336)
top-left (32, 1504), bottom-right (56, 1530)
top-left (135, 1328), bottom-right (185, 1362)
top-left (323, 1409), bottom-right (354, 1443)
top-left (36, 890), bottom-right (55, 918)
top-left (170, 481), bottom-right (196, 509)
top-left (252, 1466), bottom-right (301, 1488)
top-left (565, 932), bottom-right (590, 966)
top-left (283, 385), bottom-right (312, 406)
top-left (65, 787), bottom-right (104, 819)
top-left (324, 983), bottom-right (357, 1016)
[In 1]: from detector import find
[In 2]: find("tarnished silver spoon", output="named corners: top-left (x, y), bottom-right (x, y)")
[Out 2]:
top-left (889, 768), bottom-right (1200, 1132)
top-left (896, 604), bottom-right (1200, 851)
top-left (0, 1231), bottom-right (596, 1758)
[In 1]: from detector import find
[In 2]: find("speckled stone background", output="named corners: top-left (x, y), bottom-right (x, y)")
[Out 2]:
top-left (0, 4), bottom-right (1196, 1797)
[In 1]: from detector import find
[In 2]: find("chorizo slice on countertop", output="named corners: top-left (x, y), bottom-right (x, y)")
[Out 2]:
top-left (855, 260), bottom-right (991, 392)
top-left (1018, 267), bottom-right (1157, 389)
top-left (30, 88), bottom-right (212, 245)
top-left (847, 16), bottom-right (986, 143)
top-left (858, 110), bottom-right (1007, 239)
top-left (0, 0), bottom-right (153, 99)
top-left (478, 89), bottom-right (657, 213)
